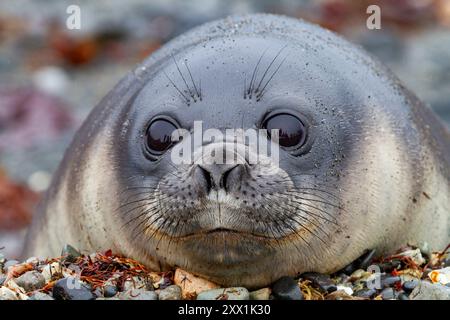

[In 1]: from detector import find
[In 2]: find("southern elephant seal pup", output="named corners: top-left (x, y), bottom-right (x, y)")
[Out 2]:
top-left (24, 14), bottom-right (449, 288)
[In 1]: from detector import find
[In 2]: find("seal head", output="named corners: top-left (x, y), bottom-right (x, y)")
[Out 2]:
top-left (24, 14), bottom-right (449, 288)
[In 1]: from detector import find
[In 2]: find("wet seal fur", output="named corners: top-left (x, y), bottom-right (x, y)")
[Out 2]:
top-left (24, 14), bottom-right (449, 288)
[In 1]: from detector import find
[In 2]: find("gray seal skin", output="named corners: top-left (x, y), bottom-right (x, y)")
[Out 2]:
top-left (24, 14), bottom-right (449, 288)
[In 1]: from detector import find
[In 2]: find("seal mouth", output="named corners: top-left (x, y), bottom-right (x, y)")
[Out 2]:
top-left (173, 227), bottom-right (278, 241)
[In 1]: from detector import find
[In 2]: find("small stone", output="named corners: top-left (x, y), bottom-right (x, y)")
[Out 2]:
top-left (25, 257), bottom-right (39, 264)
top-left (249, 287), bottom-right (271, 300)
top-left (103, 285), bottom-right (118, 298)
top-left (397, 292), bottom-right (409, 300)
top-left (402, 279), bottom-right (419, 293)
top-left (93, 287), bottom-right (103, 298)
top-left (410, 281), bottom-right (450, 300)
top-left (5, 279), bottom-right (27, 298)
top-left (52, 277), bottom-right (95, 300)
top-left (0, 275), bottom-right (5, 286)
top-left (418, 242), bottom-right (431, 258)
top-left (301, 272), bottom-right (337, 293)
top-left (29, 292), bottom-right (54, 300)
top-left (174, 268), bottom-right (219, 299)
top-left (380, 287), bottom-right (395, 300)
top-left (272, 276), bottom-right (303, 300)
top-left (326, 290), bottom-right (365, 300)
top-left (61, 244), bottom-right (81, 263)
top-left (381, 276), bottom-right (401, 288)
top-left (197, 287), bottom-right (249, 300)
top-left (341, 249), bottom-right (376, 275)
top-left (41, 263), bottom-right (62, 282)
top-left (0, 253), bottom-right (5, 263)
top-left (15, 271), bottom-right (46, 292)
top-left (354, 288), bottom-right (377, 299)
top-left (122, 276), bottom-right (151, 291)
top-left (397, 249), bottom-right (425, 266)
top-left (3, 260), bottom-right (19, 271)
top-left (159, 285), bottom-right (182, 300)
top-left (336, 285), bottom-right (353, 296)
top-left (117, 289), bottom-right (158, 300)
top-left (444, 256), bottom-right (450, 267)
top-left (350, 269), bottom-right (370, 279)
top-left (154, 274), bottom-right (172, 290)
top-left (428, 267), bottom-right (450, 285)
top-left (0, 286), bottom-right (18, 300)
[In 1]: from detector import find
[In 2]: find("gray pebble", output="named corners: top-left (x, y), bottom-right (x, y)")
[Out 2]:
top-left (380, 287), bottom-right (395, 300)
top-left (93, 287), bottom-right (103, 298)
top-left (381, 276), bottom-right (401, 288)
top-left (0, 275), bottom-right (5, 286)
top-left (397, 292), bottom-right (409, 300)
top-left (117, 289), bottom-right (158, 300)
top-left (354, 288), bottom-right (377, 299)
top-left (444, 257), bottom-right (450, 268)
top-left (52, 277), bottom-right (95, 300)
top-left (197, 287), bottom-right (249, 300)
top-left (272, 276), bottom-right (303, 300)
top-left (103, 285), bottom-right (118, 298)
top-left (341, 249), bottom-right (376, 275)
top-left (402, 279), bottom-right (419, 293)
top-left (410, 281), bottom-right (450, 300)
top-left (0, 287), bottom-right (18, 300)
top-left (16, 271), bottom-right (46, 292)
top-left (3, 260), bottom-right (19, 271)
top-left (61, 244), bottom-right (81, 263)
top-left (29, 292), bottom-right (54, 300)
top-left (159, 285), bottom-right (182, 300)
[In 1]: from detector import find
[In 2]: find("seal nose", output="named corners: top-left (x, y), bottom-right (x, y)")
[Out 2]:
top-left (196, 164), bottom-right (242, 192)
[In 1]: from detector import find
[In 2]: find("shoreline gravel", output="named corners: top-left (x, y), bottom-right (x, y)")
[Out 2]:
top-left (0, 244), bottom-right (449, 300)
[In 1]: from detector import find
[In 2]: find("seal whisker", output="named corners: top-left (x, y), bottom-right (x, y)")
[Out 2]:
top-left (171, 54), bottom-right (196, 102)
top-left (256, 54), bottom-right (288, 101)
top-left (122, 205), bottom-right (162, 232)
top-left (118, 192), bottom-right (171, 217)
top-left (254, 45), bottom-right (287, 94)
top-left (163, 70), bottom-right (190, 105)
top-left (115, 195), bottom-right (164, 212)
top-left (285, 190), bottom-right (342, 209)
top-left (184, 59), bottom-right (201, 99)
top-left (285, 189), bottom-right (339, 206)
top-left (277, 201), bottom-right (334, 240)
top-left (265, 203), bottom-right (330, 244)
top-left (290, 200), bottom-right (339, 225)
top-left (248, 48), bottom-right (268, 98)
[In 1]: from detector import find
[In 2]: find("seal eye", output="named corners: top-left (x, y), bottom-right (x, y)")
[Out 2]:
top-left (145, 119), bottom-right (177, 154)
top-left (263, 113), bottom-right (306, 148)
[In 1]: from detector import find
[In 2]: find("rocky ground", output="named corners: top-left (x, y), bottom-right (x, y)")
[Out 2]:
top-left (0, 244), bottom-right (449, 300)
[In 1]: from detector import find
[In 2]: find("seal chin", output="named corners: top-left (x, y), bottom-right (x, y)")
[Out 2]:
top-left (174, 228), bottom-right (278, 265)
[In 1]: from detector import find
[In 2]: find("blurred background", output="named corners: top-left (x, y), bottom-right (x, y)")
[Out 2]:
top-left (1, 0), bottom-right (449, 258)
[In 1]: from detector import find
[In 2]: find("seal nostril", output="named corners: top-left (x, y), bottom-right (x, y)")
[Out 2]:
top-left (221, 165), bottom-right (243, 192)
top-left (221, 168), bottom-right (233, 191)
top-left (198, 166), bottom-right (213, 192)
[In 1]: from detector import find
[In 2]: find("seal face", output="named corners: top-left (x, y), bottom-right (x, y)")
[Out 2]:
top-left (24, 14), bottom-right (449, 288)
